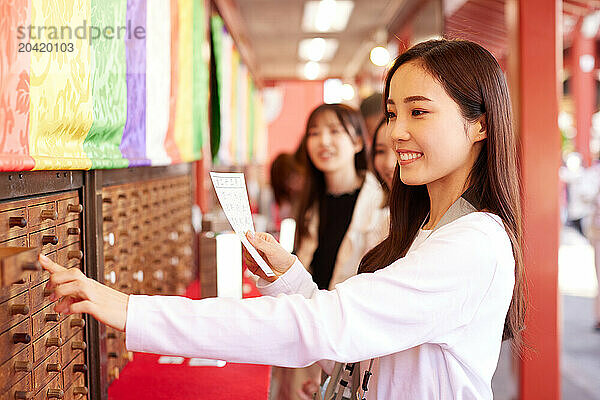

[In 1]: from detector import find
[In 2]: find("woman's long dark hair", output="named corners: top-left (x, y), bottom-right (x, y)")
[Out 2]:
top-left (295, 104), bottom-right (368, 249)
top-left (358, 39), bottom-right (526, 352)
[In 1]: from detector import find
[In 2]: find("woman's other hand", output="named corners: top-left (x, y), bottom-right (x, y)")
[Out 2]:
top-left (298, 379), bottom-right (321, 400)
top-left (39, 254), bottom-right (129, 332)
top-left (243, 231), bottom-right (295, 282)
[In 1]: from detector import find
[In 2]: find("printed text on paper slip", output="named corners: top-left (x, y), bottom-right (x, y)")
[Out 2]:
top-left (209, 172), bottom-right (275, 277)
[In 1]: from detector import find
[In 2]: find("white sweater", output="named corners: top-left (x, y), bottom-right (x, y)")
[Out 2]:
top-left (125, 212), bottom-right (515, 399)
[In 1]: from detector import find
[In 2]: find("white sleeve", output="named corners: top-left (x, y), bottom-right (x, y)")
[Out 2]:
top-left (255, 256), bottom-right (318, 299)
top-left (125, 218), bottom-right (507, 368)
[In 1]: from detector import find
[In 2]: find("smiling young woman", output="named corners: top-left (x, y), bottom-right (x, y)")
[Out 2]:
top-left (41, 38), bottom-right (525, 400)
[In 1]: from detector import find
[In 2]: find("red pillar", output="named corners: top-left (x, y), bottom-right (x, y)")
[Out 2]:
top-left (510, 0), bottom-right (561, 398)
top-left (571, 17), bottom-right (595, 167)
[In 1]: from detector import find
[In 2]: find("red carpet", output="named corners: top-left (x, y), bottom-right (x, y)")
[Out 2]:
top-left (108, 272), bottom-right (271, 400)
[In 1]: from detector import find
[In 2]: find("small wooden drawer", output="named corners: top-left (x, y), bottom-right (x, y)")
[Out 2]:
top-left (0, 208), bottom-right (28, 242)
top-left (55, 221), bottom-right (80, 249)
top-left (56, 197), bottom-right (81, 224)
top-left (29, 228), bottom-right (59, 255)
top-left (61, 330), bottom-right (85, 367)
top-left (60, 315), bottom-right (84, 342)
top-left (30, 280), bottom-right (53, 315)
top-left (1, 374), bottom-right (34, 400)
top-left (28, 203), bottom-right (58, 231)
top-left (33, 368), bottom-right (62, 400)
top-left (0, 247), bottom-right (40, 288)
top-left (32, 324), bottom-right (62, 366)
top-left (0, 317), bottom-right (32, 365)
top-left (0, 290), bottom-right (30, 334)
top-left (56, 244), bottom-right (82, 270)
top-left (0, 346), bottom-right (33, 393)
top-left (32, 347), bottom-right (61, 390)
top-left (31, 303), bottom-right (61, 341)
top-left (63, 375), bottom-right (87, 400)
top-left (62, 353), bottom-right (86, 391)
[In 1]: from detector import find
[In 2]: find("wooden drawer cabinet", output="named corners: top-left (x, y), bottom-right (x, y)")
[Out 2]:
top-left (62, 353), bottom-right (86, 391)
top-left (55, 221), bottom-right (80, 249)
top-left (56, 244), bottom-right (82, 270)
top-left (0, 248), bottom-right (40, 288)
top-left (30, 281), bottom-right (53, 315)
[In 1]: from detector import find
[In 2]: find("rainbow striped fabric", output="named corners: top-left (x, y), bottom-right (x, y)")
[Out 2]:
top-left (0, 0), bottom-right (213, 170)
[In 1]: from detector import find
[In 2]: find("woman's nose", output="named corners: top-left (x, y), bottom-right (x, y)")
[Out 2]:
top-left (389, 122), bottom-right (411, 142)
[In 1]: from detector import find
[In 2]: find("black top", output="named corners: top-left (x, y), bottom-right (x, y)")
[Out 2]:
top-left (310, 189), bottom-right (360, 290)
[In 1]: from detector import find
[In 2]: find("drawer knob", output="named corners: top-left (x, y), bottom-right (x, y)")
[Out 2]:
top-left (105, 254), bottom-right (116, 262)
top-left (45, 313), bottom-right (60, 322)
top-left (102, 197), bottom-right (112, 204)
top-left (107, 332), bottom-right (117, 339)
top-left (9, 216), bottom-right (27, 228)
top-left (72, 340), bottom-right (87, 351)
top-left (21, 261), bottom-right (41, 271)
top-left (118, 211), bottom-right (127, 218)
top-left (46, 363), bottom-right (61, 372)
top-left (10, 304), bottom-right (29, 315)
top-left (46, 337), bottom-right (63, 348)
top-left (40, 209), bottom-right (58, 220)
top-left (13, 361), bottom-right (32, 372)
top-left (42, 235), bottom-right (59, 246)
top-left (68, 250), bottom-right (83, 260)
top-left (103, 215), bottom-right (113, 222)
top-left (73, 363), bottom-right (87, 373)
top-left (67, 227), bottom-right (80, 235)
top-left (13, 333), bottom-right (31, 344)
top-left (70, 318), bottom-right (85, 328)
top-left (108, 352), bottom-right (118, 358)
top-left (73, 387), bottom-right (88, 396)
top-left (47, 388), bottom-right (64, 399)
top-left (14, 391), bottom-right (34, 399)
top-left (67, 204), bottom-right (83, 213)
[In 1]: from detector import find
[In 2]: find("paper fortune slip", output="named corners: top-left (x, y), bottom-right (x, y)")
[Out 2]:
top-left (209, 172), bottom-right (275, 277)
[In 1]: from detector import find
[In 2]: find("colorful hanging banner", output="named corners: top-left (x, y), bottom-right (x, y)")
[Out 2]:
top-left (0, 0), bottom-right (34, 171)
top-left (83, 0), bottom-right (128, 169)
top-left (120, 0), bottom-right (149, 167)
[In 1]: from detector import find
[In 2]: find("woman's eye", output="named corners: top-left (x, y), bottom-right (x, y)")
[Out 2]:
top-left (386, 111), bottom-right (396, 120)
top-left (307, 131), bottom-right (318, 137)
top-left (411, 109), bottom-right (427, 117)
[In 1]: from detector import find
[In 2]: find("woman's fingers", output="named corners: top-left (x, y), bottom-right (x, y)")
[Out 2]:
top-left (47, 267), bottom-right (85, 291)
top-left (52, 280), bottom-right (89, 302)
top-left (39, 254), bottom-right (67, 274)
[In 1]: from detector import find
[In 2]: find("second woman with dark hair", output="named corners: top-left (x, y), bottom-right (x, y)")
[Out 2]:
top-left (271, 103), bottom-right (386, 399)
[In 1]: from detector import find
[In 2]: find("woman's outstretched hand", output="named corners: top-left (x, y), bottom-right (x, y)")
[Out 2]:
top-left (39, 254), bottom-right (129, 332)
top-left (244, 231), bottom-right (295, 282)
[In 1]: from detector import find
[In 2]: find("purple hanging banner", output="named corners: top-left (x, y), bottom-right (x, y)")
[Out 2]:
top-left (120, 0), bottom-right (149, 166)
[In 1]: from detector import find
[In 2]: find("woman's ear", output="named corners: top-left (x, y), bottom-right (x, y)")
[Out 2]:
top-left (354, 137), bottom-right (364, 154)
top-left (473, 117), bottom-right (487, 142)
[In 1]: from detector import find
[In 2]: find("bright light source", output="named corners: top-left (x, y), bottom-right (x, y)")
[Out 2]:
top-left (341, 83), bottom-right (355, 101)
top-left (370, 46), bottom-right (390, 67)
top-left (216, 233), bottom-right (242, 299)
top-left (579, 54), bottom-right (595, 73)
top-left (324, 79), bottom-right (343, 103)
top-left (304, 61), bottom-right (321, 80)
top-left (302, 1), bottom-right (355, 33)
top-left (279, 218), bottom-right (296, 253)
top-left (298, 38), bottom-right (338, 62)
